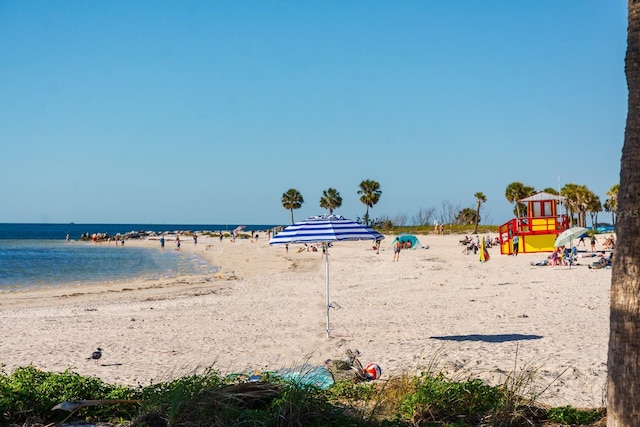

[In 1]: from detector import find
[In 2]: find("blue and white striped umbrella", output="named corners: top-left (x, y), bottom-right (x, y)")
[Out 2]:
top-left (269, 215), bottom-right (384, 245)
top-left (270, 215), bottom-right (384, 338)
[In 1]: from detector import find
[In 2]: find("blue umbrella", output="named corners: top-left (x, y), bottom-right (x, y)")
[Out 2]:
top-left (270, 215), bottom-right (384, 338)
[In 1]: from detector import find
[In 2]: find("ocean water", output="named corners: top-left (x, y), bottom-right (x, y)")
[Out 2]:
top-left (0, 223), bottom-right (278, 291)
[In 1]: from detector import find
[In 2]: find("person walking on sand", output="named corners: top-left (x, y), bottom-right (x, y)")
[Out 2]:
top-left (578, 234), bottom-right (586, 247)
top-left (590, 234), bottom-right (598, 252)
top-left (512, 234), bottom-right (519, 256)
top-left (393, 238), bottom-right (402, 262)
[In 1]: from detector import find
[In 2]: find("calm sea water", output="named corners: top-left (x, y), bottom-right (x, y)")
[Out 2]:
top-left (0, 223), bottom-right (278, 291)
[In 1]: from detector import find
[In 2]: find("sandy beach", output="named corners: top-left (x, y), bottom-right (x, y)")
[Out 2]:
top-left (0, 232), bottom-right (612, 408)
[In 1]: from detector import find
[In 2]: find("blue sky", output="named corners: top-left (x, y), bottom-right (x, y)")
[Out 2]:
top-left (0, 1), bottom-right (627, 225)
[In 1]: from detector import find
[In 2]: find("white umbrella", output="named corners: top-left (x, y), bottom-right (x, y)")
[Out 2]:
top-left (270, 215), bottom-right (384, 338)
top-left (554, 227), bottom-right (588, 248)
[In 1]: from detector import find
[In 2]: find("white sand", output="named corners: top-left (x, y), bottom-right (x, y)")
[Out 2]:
top-left (0, 232), bottom-right (612, 408)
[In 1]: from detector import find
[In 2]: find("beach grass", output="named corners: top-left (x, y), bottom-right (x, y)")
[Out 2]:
top-left (0, 364), bottom-right (605, 426)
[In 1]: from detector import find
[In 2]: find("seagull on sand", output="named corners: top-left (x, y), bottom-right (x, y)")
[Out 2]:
top-left (87, 348), bottom-right (102, 365)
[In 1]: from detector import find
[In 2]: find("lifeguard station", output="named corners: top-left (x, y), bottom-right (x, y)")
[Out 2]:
top-left (499, 191), bottom-right (569, 255)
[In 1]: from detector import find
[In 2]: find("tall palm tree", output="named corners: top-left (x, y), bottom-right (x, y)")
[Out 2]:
top-left (472, 192), bottom-right (487, 234)
top-left (561, 183), bottom-right (595, 227)
top-left (608, 1), bottom-right (640, 424)
top-left (281, 188), bottom-right (304, 224)
top-left (357, 179), bottom-right (382, 226)
top-left (561, 183), bottom-right (580, 227)
top-left (606, 183), bottom-right (620, 224)
top-left (586, 193), bottom-right (602, 230)
top-left (319, 188), bottom-right (342, 215)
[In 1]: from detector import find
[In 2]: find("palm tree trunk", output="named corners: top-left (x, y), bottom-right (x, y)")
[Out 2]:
top-left (607, 2), bottom-right (640, 425)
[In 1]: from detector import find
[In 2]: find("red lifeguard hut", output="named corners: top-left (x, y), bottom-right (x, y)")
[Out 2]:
top-left (499, 191), bottom-right (569, 255)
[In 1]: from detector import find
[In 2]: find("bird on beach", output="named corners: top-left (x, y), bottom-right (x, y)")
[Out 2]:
top-left (87, 348), bottom-right (102, 365)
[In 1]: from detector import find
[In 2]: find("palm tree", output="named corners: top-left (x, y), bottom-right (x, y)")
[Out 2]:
top-left (472, 192), bottom-right (487, 234)
top-left (504, 182), bottom-right (534, 217)
top-left (319, 188), bottom-right (342, 215)
top-left (357, 179), bottom-right (382, 226)
top-left (561, 183), bottom-right (580, 227)
top-left (281, 188), bottom-right (304, 224)
top-left (608, 2), bottom-right (640, 424)
top-left (606, 183), bottom-right (619, 224)
top-left (560, 183), bottom-right (595, 228)
top-left (586, 193), bottom-right (602, 230)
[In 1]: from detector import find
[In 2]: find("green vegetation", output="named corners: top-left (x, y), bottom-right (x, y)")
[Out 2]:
top-left (0, 364), bottom-right (605, 426)
top-left (375, 224), bottom-right (500, 235)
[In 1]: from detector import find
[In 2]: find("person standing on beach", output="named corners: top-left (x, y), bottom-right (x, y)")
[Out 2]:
top-left (512, 234), bottom-right (519, 256)
top-left (160, 236), bottom-right (165, 251)
top-left (176, 235), bottom-right (181, 251)
top-left (393, 238), bottom-right (401, 261)
top-left (193, 234), bottom-right (198, 246)
top-left (590, 234), bottom-right (598, 252)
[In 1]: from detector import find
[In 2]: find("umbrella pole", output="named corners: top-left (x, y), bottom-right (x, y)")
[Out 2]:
top-left (569, 239), bottom-right (573, 270)
top-left (325, 243), bottom-right (331, 338)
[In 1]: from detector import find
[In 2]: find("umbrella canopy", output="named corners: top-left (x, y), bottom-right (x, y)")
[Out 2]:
top-left (269, 215), bottom-right (384, 337)
top-left (270, 215), bottom-right (383, 244)
top-left (554, 227), bottom-right (588, 248)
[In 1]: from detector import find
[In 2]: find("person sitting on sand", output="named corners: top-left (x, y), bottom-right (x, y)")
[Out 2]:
top-left (588, 251), bottom-right (613, 269)
top-left (603, 235), bottom-right (615, 249)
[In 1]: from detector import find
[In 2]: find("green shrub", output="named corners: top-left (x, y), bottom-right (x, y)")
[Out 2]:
top-left (400, 373), bottom-right (503, 425)
top-left (0, 365), bottom-right (137, 424)
top-left (0, 364), bottom-right (608, 426)
top-left (545, 405), bottom-right (605, 425)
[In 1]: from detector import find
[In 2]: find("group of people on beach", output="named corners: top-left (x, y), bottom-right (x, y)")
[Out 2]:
top-left (158, 233), bottom-right (199, 251)
top-left (433, 221), bottom-right (446, 236)
top-left (459, 235), bottom-right (499, 255)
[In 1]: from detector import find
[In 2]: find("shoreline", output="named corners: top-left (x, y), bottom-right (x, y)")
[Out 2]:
top-left (0, 233), bottom-right (612, 408)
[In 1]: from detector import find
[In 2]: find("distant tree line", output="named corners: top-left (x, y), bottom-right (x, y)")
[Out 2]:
top-left (504, 181), bottom-right (619, 228)
top-left (280, 179), bottom-right (382, 225)
top-left (279, 179), bottom-right (619, 229)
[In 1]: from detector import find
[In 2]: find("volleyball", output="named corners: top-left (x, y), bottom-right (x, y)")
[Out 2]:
top-left (364, 363), bottom-right (382, 380)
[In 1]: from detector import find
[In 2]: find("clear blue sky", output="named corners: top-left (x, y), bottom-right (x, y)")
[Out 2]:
top-left (0, 1), bottom-right (627, 225)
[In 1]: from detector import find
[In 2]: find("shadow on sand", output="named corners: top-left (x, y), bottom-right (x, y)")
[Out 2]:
top-left (430, 334), bottom-right (543, 343)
